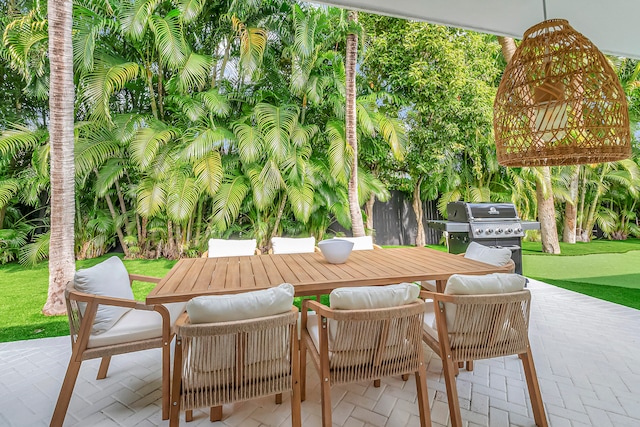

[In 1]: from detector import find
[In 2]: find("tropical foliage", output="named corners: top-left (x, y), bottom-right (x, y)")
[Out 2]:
top-left (1, 1), bottom-right (640, 266)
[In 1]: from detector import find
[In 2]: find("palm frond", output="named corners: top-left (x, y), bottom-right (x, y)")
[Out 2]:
top-left (232, 16), bottom-right (267, 77)
top-left (149, 10), bottom-right (189, 69)
top-left (234, 123), bottom-right (263, 163)
top-left (166, 94), bottom-right (206, 121)
top-left (183, 127), bottom-right (234, 160)
top-left (0, 179), bottom-right (19, 209)
top-left (0, 125), bottom-right (43, 157)
top-left (19, 231), bottom-right (50, 267)
top-left (210, 175), bottom-right (250, 231)
top-left (193, 151), bottom-right (223, 196)
top-left (166, 174), bottom-right (200, 222)
top-left (95, 159), bottom-right (127, 197)
top-left (247, 161), bottom-right (283, 210)
top-left (326, 120), bottom-right (350, 183)
top-left (173, 52), bottom-right (212, 93)
top-left (175, 0), bottom-right (205, 23)
top-left (119, 0), bottom-right (161, 41)
top-left (254, 103), bottom-right (299, 161)
top-left (130, 120), bottom-right (178, 169)
top-left (136, 178), bottom-right (166, 217)
top-left (197, 89), bottom-right (231, 117)
top-left (376, 114), bottom-right (406, 160)
top-left (80, 55), bottom-right (140, 123)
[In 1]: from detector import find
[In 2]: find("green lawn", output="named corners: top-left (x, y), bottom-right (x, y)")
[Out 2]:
top-left (2, 241), bottom-right (639, 343)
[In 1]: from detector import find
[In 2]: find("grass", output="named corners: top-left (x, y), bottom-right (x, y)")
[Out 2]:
top-left (2, 240), bottom-right (639, 343)
top-left (0, 254), bottom-right (176, 343)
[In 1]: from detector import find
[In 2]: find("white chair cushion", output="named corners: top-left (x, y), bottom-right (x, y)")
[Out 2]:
top-left (463, 241), bottom-right (512, 266)
top-left (208, 238), bottom-right (256, 257)
top-left (186, 283), bottom-right (295, 324)
top-left (333, 236), bottom-right (374, 251)
top-left (444, 273), bottom-right (526, 295)
top-left (74, 256), bottom-right (134, 334)
top-left (88, 301), bottom-right (186, 348)
top-left (329, 283), bottom-right (420, 310)
top-left (441, 273), bottom-right (526, 330)
top-left (271, 236), bottom-right (316, 254)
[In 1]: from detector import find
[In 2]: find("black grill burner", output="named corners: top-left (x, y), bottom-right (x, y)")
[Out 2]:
top-left (426, 202), bottom-right (540, 274)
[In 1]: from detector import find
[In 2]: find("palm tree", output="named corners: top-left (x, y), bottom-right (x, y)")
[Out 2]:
top-left (44, 0), bottom-right (75, 315)
top-left (345, 10), bottom-right (365, 237)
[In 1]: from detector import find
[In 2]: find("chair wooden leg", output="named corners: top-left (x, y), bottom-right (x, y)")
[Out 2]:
top-left (50, 359), bottom-right (82, 427)
top-left (186, 410), bottom-right (193, 421)
top-left (401, 374), bottom-right (409, 381)
top-left (373, 379), bottom-right (381, 388)
top-left (170, 338), bottom-right (184, 427)
top-left (210, 406), bottom-right (222, 421)
top-left (442, 354), bottom-right (463, 427)
top-left (162, 339), bottom-right (171, 420)
top-left (275, 393), bottom-right (283, 404)
top-left (520, 349), bottom-right (548, 427)
top-left (291, 333), bottom-right (302, 427)
top-left (320, 376), bottom-right (332, 427)
top-left (466, 360), bottom-right (474, 371)
top-left (97, 355), bottom-right (111, 380)
top-left (300, 337), bottom-right (307, 402)
top-left (415, 363), bottom-right (432, 427)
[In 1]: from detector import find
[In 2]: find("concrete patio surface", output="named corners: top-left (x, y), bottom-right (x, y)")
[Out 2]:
top-left (1, 279), bottom-right (639, 426)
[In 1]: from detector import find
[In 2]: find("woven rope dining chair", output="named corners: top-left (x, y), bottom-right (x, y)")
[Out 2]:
top-left (51, 257), bottom-right (185, 426)
top-left (421, 283), bottom-right (547, 427)
top-left (169, 308), bottom-right (301, 426)
top-left (300, 295), bottom-right (431, 427)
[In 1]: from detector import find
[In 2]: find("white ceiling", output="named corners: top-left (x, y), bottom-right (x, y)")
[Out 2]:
top-left (313, 0), bottom-right (640, 59)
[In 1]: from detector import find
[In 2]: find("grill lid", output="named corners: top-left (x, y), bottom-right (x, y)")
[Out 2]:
top-left (447, 202), bottom-right (520, 222)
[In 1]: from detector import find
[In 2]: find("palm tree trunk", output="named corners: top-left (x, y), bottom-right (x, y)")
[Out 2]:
top-left (44, 0), bottom-right (75, 316)
top-left (364, 194), bottom-right (375, 234)
top-left (346, 10), bottom-right (365, 237)
top-left (563, 166), bottom-right (580, 243)
top-left (144, 59), bottom-right (159, 119)
top-left (270, 194), bottom-right (288, 242)
top-left (536, 168), bottom-right (560, 253)
top-left (104, 194), bottom-right (131, 258)
top-left (498, 36), bottom-right (560, 253)
top-left (114, 180), bottom-right (130, 231)
top-left (412, 177), bottom-right (426, 247)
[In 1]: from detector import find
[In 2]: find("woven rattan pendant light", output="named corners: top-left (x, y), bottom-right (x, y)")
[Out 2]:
top-left (493, 19), bottom-right (631, 167)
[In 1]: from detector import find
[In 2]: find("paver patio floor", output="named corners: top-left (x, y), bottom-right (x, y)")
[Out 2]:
top-left (1, 279), bottom-right (639, 426)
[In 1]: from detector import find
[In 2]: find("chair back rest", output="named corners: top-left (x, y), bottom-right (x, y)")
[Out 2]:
top-left (323, 301), bottom-right (426, 382)
top-left (333, 236), bottom-right (374, 250)
top-left (436, 290), bottom-right (531, 362)
top-left (208, 238), bottom-right (257, 257)
top-left (463, 241), bottom-right (513, 267)
top-left (271, 236), bottom-right (315, 254)
top-left (174, 308), bottom-right (298, 408)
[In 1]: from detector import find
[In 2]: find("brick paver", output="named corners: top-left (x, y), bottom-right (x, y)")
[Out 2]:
top-left (1, 279), bottom-right (639, 426)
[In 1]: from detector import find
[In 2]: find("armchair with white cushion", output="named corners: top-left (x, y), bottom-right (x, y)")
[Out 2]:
top-left (332, 235), bottom-right (382, 250)
top-left (421, 273), bottom-right (547, 427)
top-left (51, 257), bottom-right (186, 426)
top-left (270, 236), bottom-right (318, 254)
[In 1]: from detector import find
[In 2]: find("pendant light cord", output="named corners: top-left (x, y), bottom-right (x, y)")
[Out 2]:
top-left (542, 0), bottom-right (547, 20)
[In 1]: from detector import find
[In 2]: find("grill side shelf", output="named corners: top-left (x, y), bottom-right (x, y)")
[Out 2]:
top-left (425, 220), bottom-right (470, 233)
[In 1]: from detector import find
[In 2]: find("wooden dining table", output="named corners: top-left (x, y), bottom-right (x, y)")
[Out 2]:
top-left (146, 247), bottom-right (511, 305)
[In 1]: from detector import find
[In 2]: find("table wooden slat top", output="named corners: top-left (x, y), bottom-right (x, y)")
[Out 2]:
top-left (146, 247), bottom-right (511, 305)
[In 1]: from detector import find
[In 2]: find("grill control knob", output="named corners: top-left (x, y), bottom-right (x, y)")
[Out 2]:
top-left (515, 227), bottom-right (523, 234)
top-left (496, 228), bottom-right (503, 234)
top-left (506, 228), bottom-right (513, 234)
top-left (486, 228), bottom-right (494, 234)
top-left (475, 228), bottom-right (483, 234)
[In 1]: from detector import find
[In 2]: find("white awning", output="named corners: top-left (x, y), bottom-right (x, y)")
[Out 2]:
top-left (313, 0), bottom-right (640, 59)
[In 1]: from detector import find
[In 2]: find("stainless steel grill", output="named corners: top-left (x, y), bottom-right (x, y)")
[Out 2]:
top-left (426, 202), bottom-right (540, 274)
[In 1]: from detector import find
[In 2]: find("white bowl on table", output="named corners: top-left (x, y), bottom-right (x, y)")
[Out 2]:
top-left (318, 239), bottom-right (354, 264)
